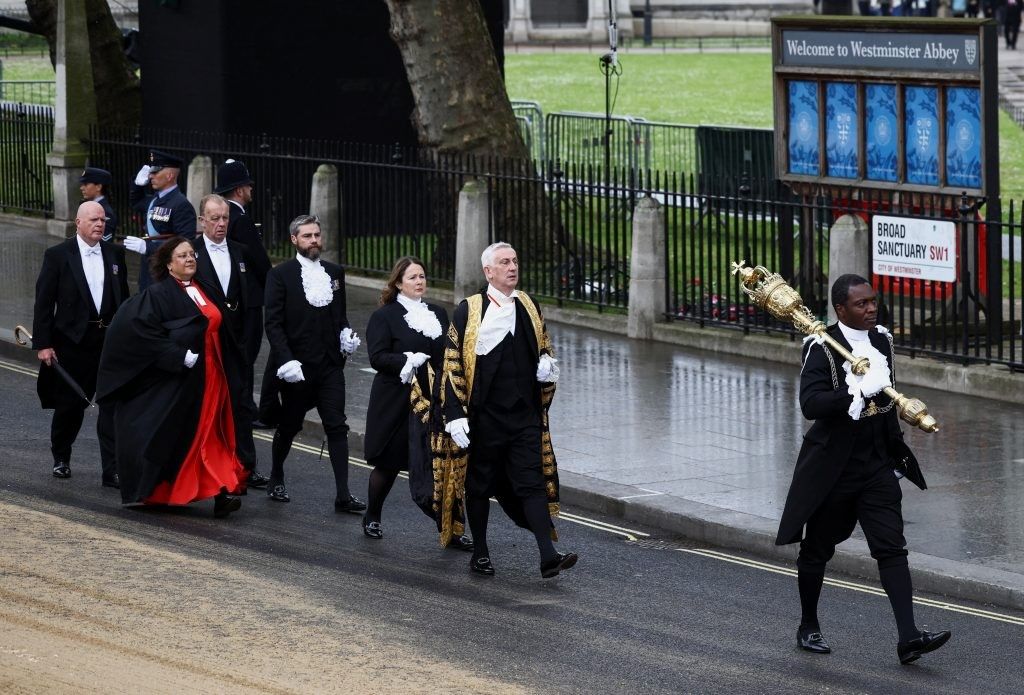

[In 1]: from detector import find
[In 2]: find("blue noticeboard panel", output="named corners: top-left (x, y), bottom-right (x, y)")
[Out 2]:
top-left (788, 80), bottom-right (820, 175)
top-left (865, 83), bottom-right (897, 182)
top-left (904, 85), bottom-right (940, 186)
top-left (826, 82), bottom-right (858, 179)
top-left (945, 86), bottom-right (982, 188)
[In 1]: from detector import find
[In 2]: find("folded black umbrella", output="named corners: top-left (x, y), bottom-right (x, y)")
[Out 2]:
top-left (14, 324), bottom-right (94, 407)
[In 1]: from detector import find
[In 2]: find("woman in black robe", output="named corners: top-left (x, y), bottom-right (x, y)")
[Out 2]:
top-left (96, 237), bottom-right (245, 518)
top-left (362, 256), bottom-right (472, 550)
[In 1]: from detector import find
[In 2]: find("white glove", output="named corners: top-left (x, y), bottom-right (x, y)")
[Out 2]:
top-left (858, 361), bottom-right (891, 398)
top-left (184, 350), bottom-right (199, 368)
top-left (339, 327), bottom-right (361, 354)
top-left (445, 418), bottom-right (470, 449)
top-left (536, 354), bottom-right (560, 383)
top-left (123, 236), bottom-right (147, 254)
top-left (134, 165), bottom-right (152, 186)
top-left (399, 351), bottom-right (430, 384)
top-left (276, 359), bottom-right (305, 383)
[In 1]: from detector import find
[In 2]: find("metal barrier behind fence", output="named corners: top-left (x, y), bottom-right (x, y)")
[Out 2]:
top-left (511, 100), bottom-right (545, 162)
top-left (0, 80), bottom-right (56, 106)
top-left (0, 102), bottom-right (53, 216)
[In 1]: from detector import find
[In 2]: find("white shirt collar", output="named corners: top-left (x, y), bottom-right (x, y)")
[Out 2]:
top-left (76, 235), bottom-right (101, 256)
top-left (296, 253), bottom-right (320, 269)
top-left (486, 283), bottom-right (517, 305)
top-left (204, 235), bottom-right (227, 249)
top-left (396, 293), bottom-right (421, 311)
top-left (837, 320), bottom-right (870, 344)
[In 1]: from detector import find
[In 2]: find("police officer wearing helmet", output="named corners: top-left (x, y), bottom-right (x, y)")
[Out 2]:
top-left (79, 167), bottom-right (117, 242)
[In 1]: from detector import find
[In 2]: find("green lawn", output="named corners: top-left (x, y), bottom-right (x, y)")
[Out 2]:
top-left (505, 52), bottom-right (1024, 203)
top-left (0, 55), bottom-right (54, 82)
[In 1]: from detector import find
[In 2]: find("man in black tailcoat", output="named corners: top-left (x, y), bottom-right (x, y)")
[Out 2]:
top-left (777, 274), bottom-right (950, 665)
top-left (32, 201), bottom-right (130, 486)
top-left (125, 149), bottom-right (196, 290)
top-left (215, 159), bottom-right (277, 430)
top-left (78, 167), bottom-right (117, 242)
top-left (192, 193), bottom-right (269, 489)
top-left (262, 214), bottom-right (365, 514)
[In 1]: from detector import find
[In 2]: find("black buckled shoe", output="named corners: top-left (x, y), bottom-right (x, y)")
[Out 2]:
top-left (101, 473), bottom-right (120, 489)
top-left (52, 461), bottom-right (70, 479)
top-left (470, 556), bottom-right (495, 576)
top-left (797, 628), bottom-right (832, 654)
top-left (898, 630), bottom-right (951, 665)
top-left (540, 551), bottom-right (578, 579)
top-left (446, 535), bottom-right (475, 552)
top-left (246, 470), bottom-right (270, 489)
top-left (334, 495), bottom-right (367, 514)
top-left (266, 483), bottom-right (290, 502)
top-left (362, 518), bottom-right (383, 539)
top-left (213, 493), bottom-right (241, 518)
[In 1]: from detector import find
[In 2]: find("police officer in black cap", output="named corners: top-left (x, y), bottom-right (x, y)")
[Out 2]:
top-left (215, 159), bottom-right (276, 431)
top-left (79, 167), bottom-right (117, 242)
top-left (126, 149), bottom-right (196, 290)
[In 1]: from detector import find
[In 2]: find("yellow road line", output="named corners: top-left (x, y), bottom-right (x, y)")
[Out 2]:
top-left (681, 547), bottom-right (1024, 627)
top-left (0, 359), bottom-right (38, 377)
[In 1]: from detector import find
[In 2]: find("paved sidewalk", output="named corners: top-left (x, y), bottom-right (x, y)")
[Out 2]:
top-left (3, 220), bottom-right (1024, 609)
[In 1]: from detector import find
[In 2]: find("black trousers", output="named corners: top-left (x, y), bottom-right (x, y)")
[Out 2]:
top-left (466, 405), bottom-right (545, 500)
top-left (47, 326), bottom-right (115, 476)
top-left (798, 463), bottom-right (908, 573)
top-left (273, 360), bottom-right (350, 494)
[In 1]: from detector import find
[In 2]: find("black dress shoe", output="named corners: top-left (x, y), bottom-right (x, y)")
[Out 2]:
top-left (470, 556), bottom-right (495, 576)
top-left (362, 518), bottom-right (383, 539)
top-left (267, 483), bottom-right (290, 502)
top-left (101, 473), bottom-right (120, 489)
top-left (446, 535), bottom-right (475, 552)
top-left (540, 551), bottom-right (578, 578)
top-left (52, 461), bottom-right (70, 479)
top-left (334, 495), bottom-right (367, 514)
top-left (898, 629), bottom-right (951, 664)
top-left (213, 493), bottom-right (241, 518)
top-left (246, 470), bottom-right (270, 489)
top-left (797, 629), bottom-right (832, 654)
top-left (251, 419), bottom-right (276, 430)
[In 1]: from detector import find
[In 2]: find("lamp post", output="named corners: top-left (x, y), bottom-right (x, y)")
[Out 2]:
top-left (643, 0), bottom-right (652, 46)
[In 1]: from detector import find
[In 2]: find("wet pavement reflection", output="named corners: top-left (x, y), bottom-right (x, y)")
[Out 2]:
top-left (4, 223), bottom-right (1023, 582)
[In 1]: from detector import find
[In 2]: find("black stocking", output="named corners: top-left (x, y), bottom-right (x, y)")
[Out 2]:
top-left (466, 496), bottom-right (490, 560)
top-left (365, 467), bottom-right (398, 523)
top-left (270, 430), bottom-right (294, 483)
top-left (879, 563), bottom-right (919, 642)
top-left (522, 496), bottom-right (557, 563)
top-left (798, 569), bottom-right (825, 633)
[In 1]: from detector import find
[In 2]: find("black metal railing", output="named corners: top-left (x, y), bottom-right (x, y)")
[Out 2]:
top-left (84, 126), bottom-right (1022, 369)
top-left (0, 80), bottom-right (56, 105)
top-left (0, 102), bottom-right (53, 216)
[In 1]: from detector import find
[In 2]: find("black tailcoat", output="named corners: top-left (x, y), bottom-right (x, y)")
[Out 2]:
top-left (193, 237), bottom-right (249, 356)
top-left (264, 258), bottom-right (350, 369)
top-left (31, 237), bottom-right (130, 407)
top-left (363, 300), bottom-right (449, 463)
top-left (225, 201), bottom-right (271, 309)
top-left (776, 324), bottom-right (926, 546)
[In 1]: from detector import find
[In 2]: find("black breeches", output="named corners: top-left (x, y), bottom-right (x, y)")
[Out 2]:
top-left (465, 409), bottom-right (544, 500)
top-left (798, 464), bottom-right (908, 573)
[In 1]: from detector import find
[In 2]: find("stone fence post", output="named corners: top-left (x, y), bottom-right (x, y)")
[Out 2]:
top-left (310, 164), bottom-right (340, 264)
top-left (826, 214), bottom-right (871, 324)
top-left (627, 195), bottom-right (666, 340)
top-left (187, 155), bottom-right (212, 232)
top-left (455, 178), bottom-right (489, 303)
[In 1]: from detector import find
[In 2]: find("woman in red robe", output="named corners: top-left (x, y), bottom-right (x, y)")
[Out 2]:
top-left (97, 237), bottom-right (246, 517)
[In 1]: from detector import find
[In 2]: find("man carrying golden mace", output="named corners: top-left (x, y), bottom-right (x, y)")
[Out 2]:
top-left (732, 262), bottom-right (950, 665)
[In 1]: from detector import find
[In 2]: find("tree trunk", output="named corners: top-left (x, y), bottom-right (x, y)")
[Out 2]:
top-left (25, 0), bottom-right (140, 128)
top-left (384, 0), bottom-right (527, 159)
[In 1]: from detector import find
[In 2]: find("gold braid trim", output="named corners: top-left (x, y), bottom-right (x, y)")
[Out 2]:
top-left (409, 364), bottom-right (433, 425)
top-left (518, 292), bottom-right (560, 521)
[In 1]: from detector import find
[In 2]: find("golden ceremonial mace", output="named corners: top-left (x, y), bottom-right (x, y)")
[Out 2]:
top-left (730, 261), bottom-right (938, 434)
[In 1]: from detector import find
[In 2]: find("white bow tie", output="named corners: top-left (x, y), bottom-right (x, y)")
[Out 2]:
top-left (83, 246), bottom-right (101, 256)
top-left (209, 243), bottom-right (227, 253)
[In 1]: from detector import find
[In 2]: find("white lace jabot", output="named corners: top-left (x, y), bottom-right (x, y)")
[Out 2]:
top-left (297, 254), bottom-right (333, 307)
top-left (397, 293), bottom-right (442, 339)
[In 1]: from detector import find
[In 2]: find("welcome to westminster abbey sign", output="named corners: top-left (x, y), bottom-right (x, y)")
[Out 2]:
top-left (771, 16), bottom-right (998, 198)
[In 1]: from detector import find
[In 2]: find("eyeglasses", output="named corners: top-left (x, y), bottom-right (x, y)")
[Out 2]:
top-left (172, 251), bottom-right (197, 260)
